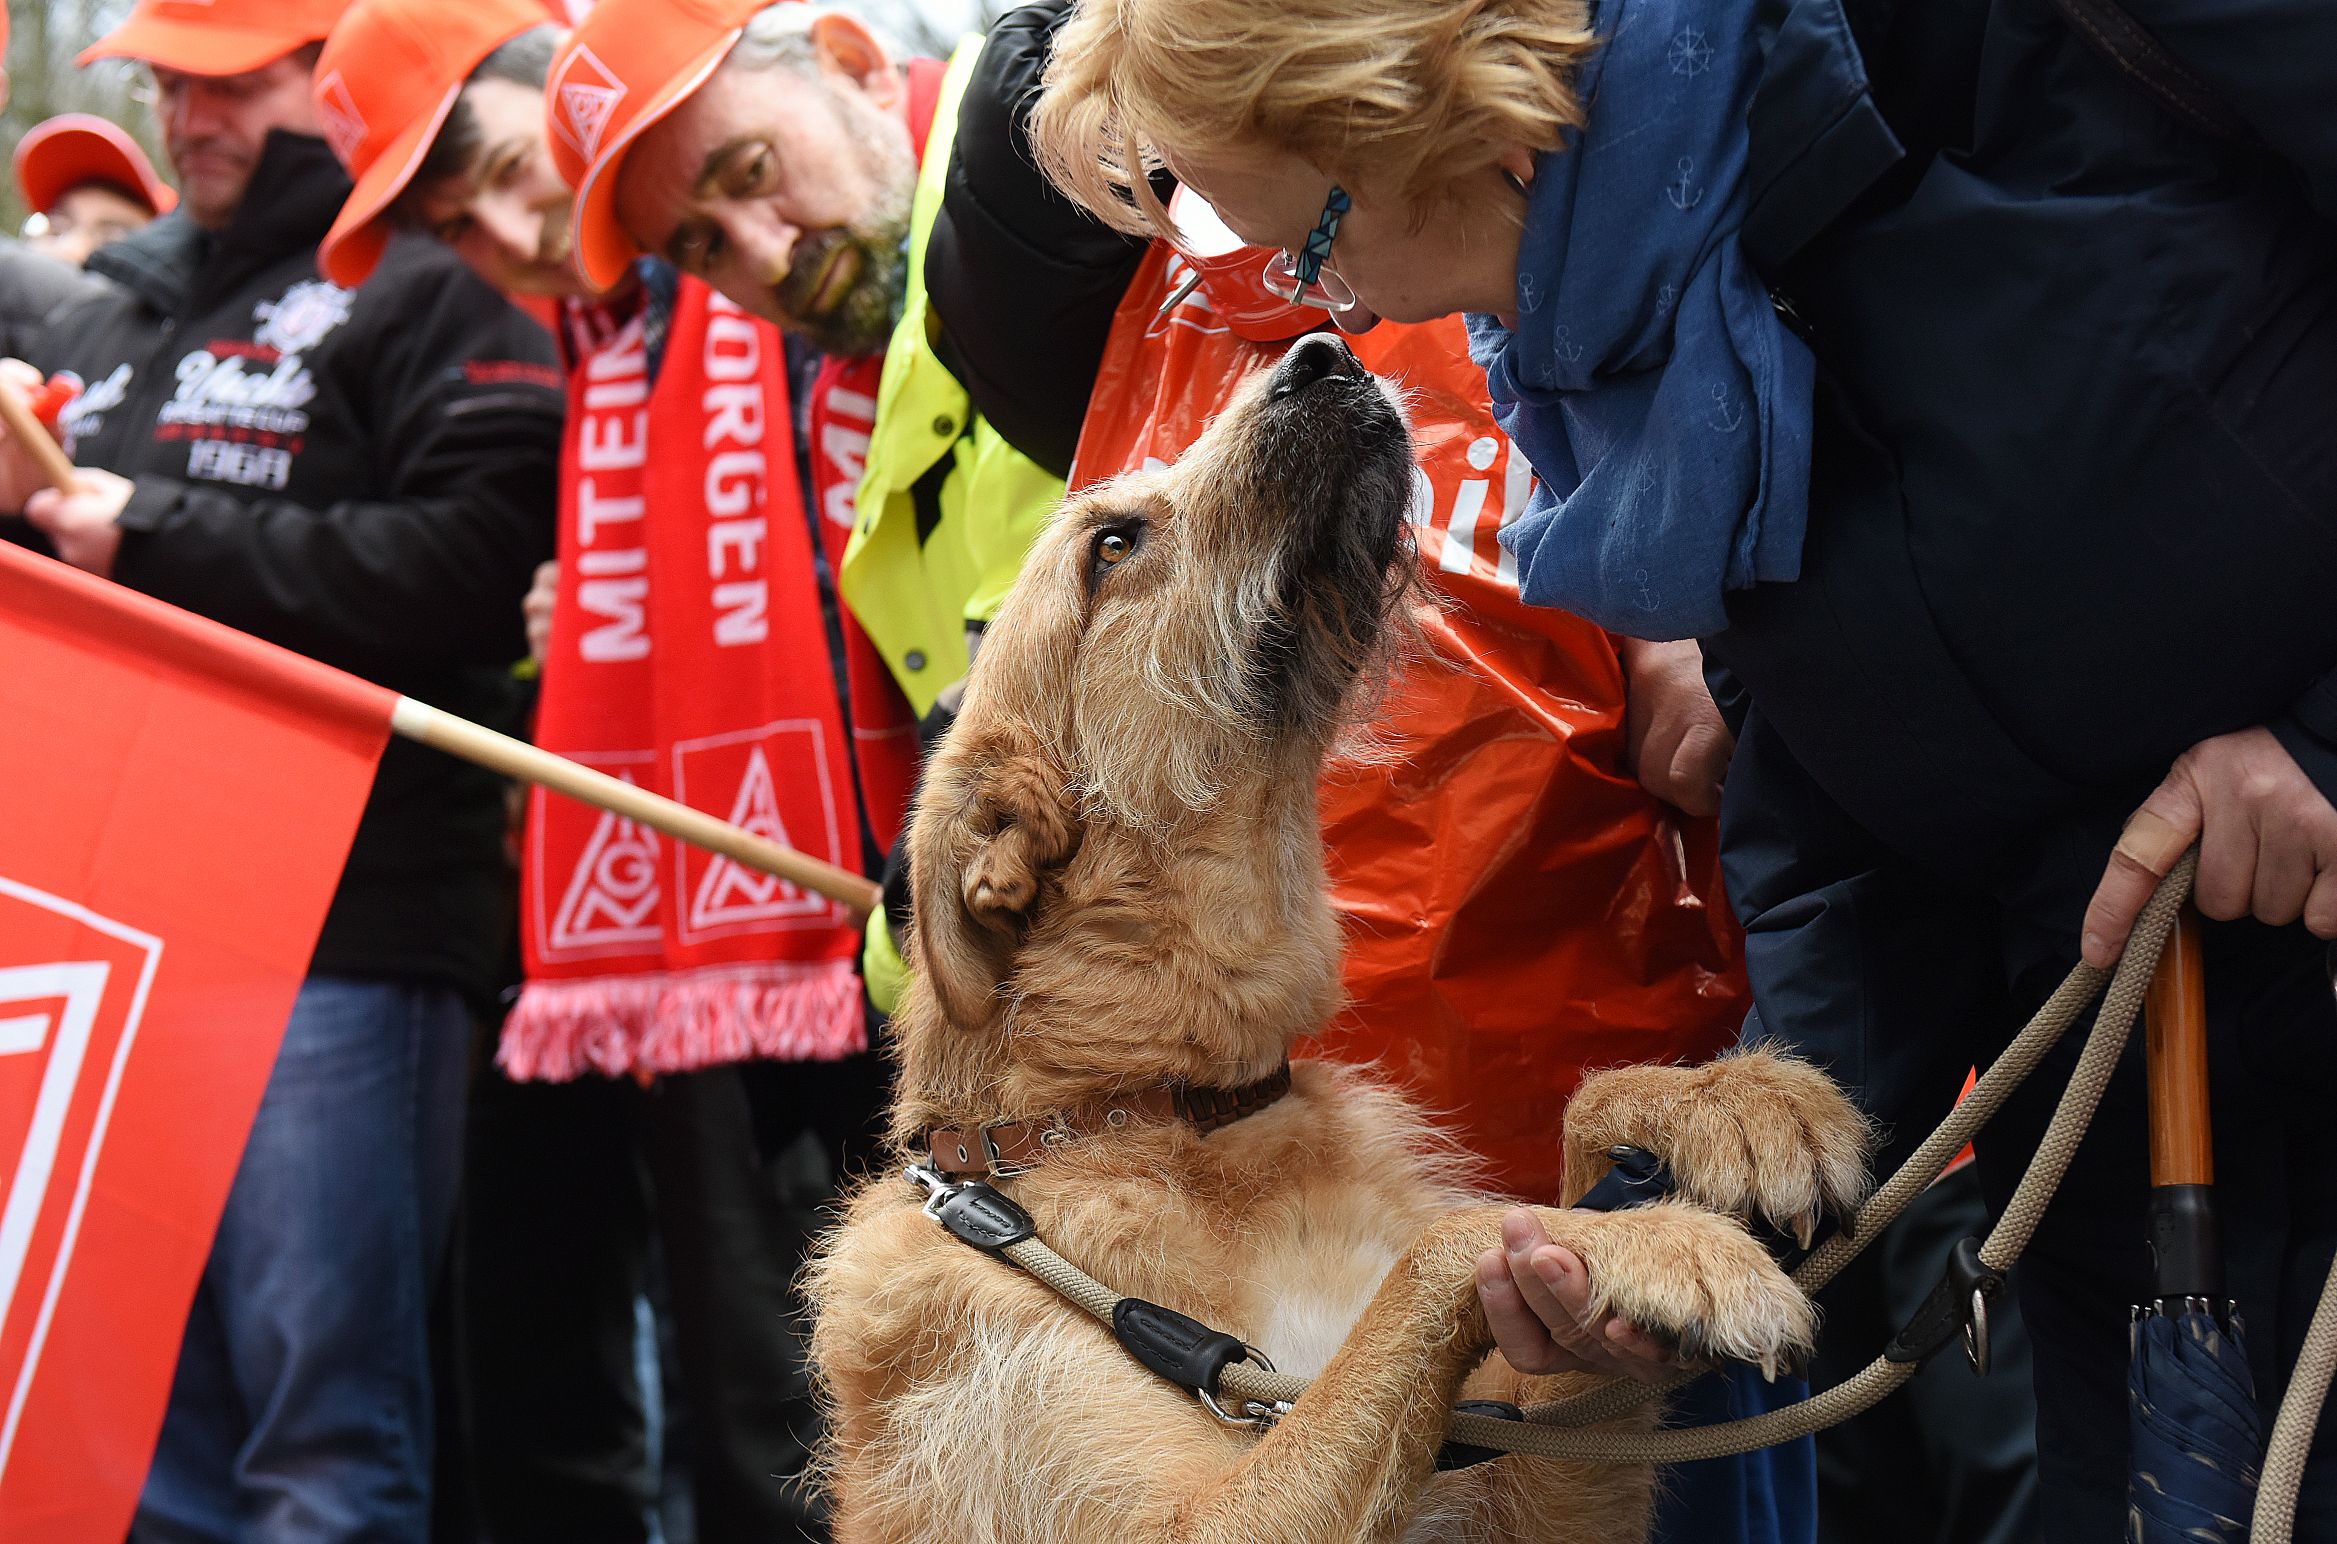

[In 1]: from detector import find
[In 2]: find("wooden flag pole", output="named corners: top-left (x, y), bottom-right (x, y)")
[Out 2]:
top-left (390, 697), bottom-right (883, 920)
top-left (0, 380), bottom-right (84, 494)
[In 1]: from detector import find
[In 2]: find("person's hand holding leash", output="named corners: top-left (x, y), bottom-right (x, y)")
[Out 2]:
top-left (1478, 1208), bottom-right (1679, 1382)
top-left (2082, 726), bottom-right (2337, 968)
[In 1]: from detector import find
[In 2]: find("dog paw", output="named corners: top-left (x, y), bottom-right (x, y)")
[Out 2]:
top-left (1565, 1050), bottom-right (1872, 1247)
top-left (1548, 1204), bottom-right (1818, 1380)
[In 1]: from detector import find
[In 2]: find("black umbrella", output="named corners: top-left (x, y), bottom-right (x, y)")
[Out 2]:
top-left (2127, 904), bottom-right (2263, 1544)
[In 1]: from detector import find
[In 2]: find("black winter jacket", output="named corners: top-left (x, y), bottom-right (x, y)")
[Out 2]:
top-left (23, 130), bottom-right (564, 1003)
top-left (1715, 0), bottom-right (2337, 917)
top-left (0, 239), bottom-right (95, 360)
top-left (926, 1), bottom-right (1151, 479)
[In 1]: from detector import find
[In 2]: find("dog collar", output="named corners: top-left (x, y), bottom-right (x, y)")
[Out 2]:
top-left (918, 1063), bottom-right (1295, 1180)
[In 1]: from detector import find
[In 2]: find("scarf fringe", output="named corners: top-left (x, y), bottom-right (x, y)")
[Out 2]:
top-left (499, 959), bottom-right (867, 1081)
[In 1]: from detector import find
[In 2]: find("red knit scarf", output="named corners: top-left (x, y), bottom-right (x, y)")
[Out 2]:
top-left (504, 277), bottom-right (866, 1079)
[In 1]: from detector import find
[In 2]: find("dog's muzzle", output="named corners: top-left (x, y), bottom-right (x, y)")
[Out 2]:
top-left (1269, 332), bottom-right (1366, 400)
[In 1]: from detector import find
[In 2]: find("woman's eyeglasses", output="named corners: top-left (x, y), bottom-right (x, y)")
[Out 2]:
top-left (1261, 185), bottom-right (1356, 314)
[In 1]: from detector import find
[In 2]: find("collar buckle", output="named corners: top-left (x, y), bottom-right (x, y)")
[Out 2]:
top-left (979, 1117), bottom-right (1036, 1179)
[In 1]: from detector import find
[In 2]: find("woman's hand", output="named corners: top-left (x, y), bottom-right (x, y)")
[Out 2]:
top-left (2082, 726), bottom-right (2337, 967)
top-left (1618, 636), bottom-right (1732, 818)
top-left (1477, 1208), bottom-right (1679, 1382)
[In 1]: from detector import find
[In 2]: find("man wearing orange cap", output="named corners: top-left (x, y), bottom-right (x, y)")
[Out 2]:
top-left (543, 0), bottom-right (1111, 1025)
top-left (14, 113), bottom-right (178, 265)
top-left (312, 1), bottom-right (580, 303)
top-left (311, 3), bottom-right (887, 1537)
top-left (0, 1), bottom-right (563, 1538)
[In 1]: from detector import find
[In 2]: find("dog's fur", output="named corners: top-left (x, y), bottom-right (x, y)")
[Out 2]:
top-left (808, 338), bottom-right (1871, 1543)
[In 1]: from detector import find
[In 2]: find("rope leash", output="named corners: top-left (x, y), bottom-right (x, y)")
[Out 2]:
top-left (930, 857), bottom-right (2185, 1462)
top-left (905, 855), bottom-right (2337, 1524)
top-left (2256, 1247), bottom-right (2337, 1543)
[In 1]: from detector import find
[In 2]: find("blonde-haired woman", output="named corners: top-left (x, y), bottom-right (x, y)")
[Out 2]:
top-left (1037, 0), bottom-right (2337, 1540)
top-left (1033, 0), bottom-right (1813, 646)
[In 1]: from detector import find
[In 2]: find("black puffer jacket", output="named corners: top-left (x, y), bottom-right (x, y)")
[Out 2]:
top-left (24, 130), bottom-right (564, 1004)
top-left (926, 1), bottom-right (1151, 478)
top-left (0, 239), bottom-right (95, 360)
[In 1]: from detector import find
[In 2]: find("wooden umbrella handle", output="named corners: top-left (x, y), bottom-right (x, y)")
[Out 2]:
top-left (0, 381), bottom-right (82, 494)
top-left (2145, 901), bottom-right (2213, 1187)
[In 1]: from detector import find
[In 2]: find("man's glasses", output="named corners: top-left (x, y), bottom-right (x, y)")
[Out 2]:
top-left (1261, 185), bottom-right (1356, 314)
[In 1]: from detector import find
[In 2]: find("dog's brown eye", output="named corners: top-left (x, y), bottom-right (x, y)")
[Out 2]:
top-left (1095, 531), bottom-right (1133, 567)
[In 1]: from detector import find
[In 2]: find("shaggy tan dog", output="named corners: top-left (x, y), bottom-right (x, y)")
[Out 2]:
top-left (809, 336), bottom-right (1870, 1543)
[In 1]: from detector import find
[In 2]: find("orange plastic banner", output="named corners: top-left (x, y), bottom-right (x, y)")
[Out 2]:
top-left (1075, 249), bottom-right (1750, 1197)
top-left (0, 542), bottom-right (389, 1540)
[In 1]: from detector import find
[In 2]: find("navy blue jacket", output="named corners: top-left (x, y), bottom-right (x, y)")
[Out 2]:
top-left (1715, 0), bottom-right (2337, 920)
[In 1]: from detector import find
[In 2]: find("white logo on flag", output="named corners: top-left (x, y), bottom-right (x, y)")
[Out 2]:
top-left (0, 878), bottom-right (161, 1486)
top-left (551, 46), bottom-right (627, 163)
top-left (315, 70), bottom-right (368, 165)
top-left (687, 746), bottom-right (821, 930)
top-left (549, 778), bottom-right (663, 952)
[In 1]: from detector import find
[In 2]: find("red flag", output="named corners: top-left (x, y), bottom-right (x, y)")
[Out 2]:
top-left (0, 541), bottom-right (389, 1541)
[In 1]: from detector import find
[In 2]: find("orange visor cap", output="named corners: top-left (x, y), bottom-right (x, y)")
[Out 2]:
top-left (313, 0), bottom-right (556, 286)
top-left (15, 114), bottom-right (178, 217)
top-left (79, 0), bottom-right (355, 76)
top-left (546, 0), bottom-right (770, 292)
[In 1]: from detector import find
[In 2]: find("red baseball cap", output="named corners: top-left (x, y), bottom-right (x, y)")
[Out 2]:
top-left (79, 0), bottom-right (354, 75)
top-left (14, 114), bottom-right (178, 218)
top-left (313, 0), bottom-right (554, 287)
top-left (546, 0), bottom-right (767, 291)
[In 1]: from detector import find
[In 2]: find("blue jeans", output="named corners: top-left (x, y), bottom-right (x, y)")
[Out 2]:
top-left (132, 977), bottom-right (471, 1544)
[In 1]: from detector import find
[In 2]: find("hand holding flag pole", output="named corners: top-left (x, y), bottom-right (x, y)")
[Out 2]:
top-left (0, 374), bottom-right (85, 495)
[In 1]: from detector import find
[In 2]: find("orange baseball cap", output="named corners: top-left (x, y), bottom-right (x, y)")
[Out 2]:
top-left (79, 0), bottom-right (354, 76)
top-left (546, 0), bottom-right (769, 291)
top-left (312, 0), bottom-right (554, 287)
top-left (14, 114), bottom-right (178, 217)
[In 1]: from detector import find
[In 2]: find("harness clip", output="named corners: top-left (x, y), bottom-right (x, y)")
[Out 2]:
top-left (1884, 1236), bottom-right (2005, 1374)
top-left (1112, 1297), bottom-right (1288, 1428)
top-left (904, 1165), bottom-right (1036, 1255)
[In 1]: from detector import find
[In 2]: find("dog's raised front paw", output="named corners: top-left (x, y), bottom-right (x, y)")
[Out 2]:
top-left (1564, 1050), bottom-right (1872, 1246)
top-left (1545, 1203), bottom-right (1818, 1380)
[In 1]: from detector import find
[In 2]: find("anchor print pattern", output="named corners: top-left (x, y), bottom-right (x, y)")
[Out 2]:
top-left (1667, 157), bottom-right (1704, 211)
top-left (1708, 382), bottom-right (1744, 432)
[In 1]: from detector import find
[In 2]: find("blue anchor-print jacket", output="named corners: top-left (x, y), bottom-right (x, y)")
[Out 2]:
top-left (1710, 0), bottom-right (2337, 920)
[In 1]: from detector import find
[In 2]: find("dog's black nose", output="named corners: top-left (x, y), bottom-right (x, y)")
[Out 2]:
top-left (1270, 332), bottom-right (1359, 399)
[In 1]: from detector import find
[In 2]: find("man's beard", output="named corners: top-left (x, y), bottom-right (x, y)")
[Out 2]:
top-left (772, 216), bottom-right (907, 357)
top-left (765, 85), bottom-right (914, 358)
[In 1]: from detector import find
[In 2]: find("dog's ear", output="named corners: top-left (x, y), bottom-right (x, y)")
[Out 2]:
top-left (910, 731), bottom-right (1081, 1030)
